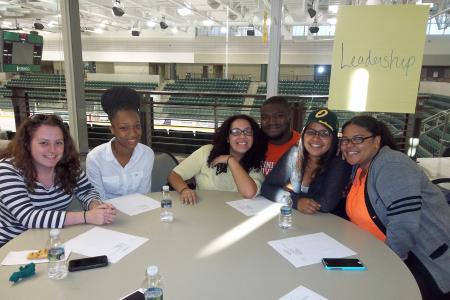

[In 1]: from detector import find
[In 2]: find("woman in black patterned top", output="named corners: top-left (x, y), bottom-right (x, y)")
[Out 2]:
top-left (0, 114), bottom-right (116, 247)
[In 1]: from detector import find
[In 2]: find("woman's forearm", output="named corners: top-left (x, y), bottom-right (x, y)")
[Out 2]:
top-left (64, 211), bottom-right (85, 226)
top-left (168, 171), bottom-right (189, 193)
top-left (228, 157), bottom-right (257, 198)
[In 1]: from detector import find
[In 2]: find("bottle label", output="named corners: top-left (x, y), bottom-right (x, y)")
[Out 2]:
top-left (145, 287), bottom-right (163, 300)
top-left (280, 206), bottom-right (292, 216)
top-left (161, 199), bottom-right (172, 209)
top-left (48, 247), bottom-right (65, 261)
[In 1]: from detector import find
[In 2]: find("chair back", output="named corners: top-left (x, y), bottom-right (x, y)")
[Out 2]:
top-left (432, 178), bottom-right (450, 205)
top-left (151, 152), bottom-right (179, 192)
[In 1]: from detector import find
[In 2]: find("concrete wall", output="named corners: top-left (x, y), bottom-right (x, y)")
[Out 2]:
top-left (86, 73), bottom-right (160, 83)
top-left (419, 81), bottom-right (450, 97)
top-left (96, 62), bottom-right (114, 73)
top-left (114, 62), bottom-right (150, 74)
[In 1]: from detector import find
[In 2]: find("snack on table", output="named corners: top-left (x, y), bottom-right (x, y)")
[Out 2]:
top-left (26, 249), bottom-right (48, 260)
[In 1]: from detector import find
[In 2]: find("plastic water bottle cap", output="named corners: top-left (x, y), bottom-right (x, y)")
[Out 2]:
top-left (162, 185), bottom-right (170, 192)
top-left (147, 265), bottom-right (158, 276)
top-left (49, 229), bottom-right (60, 237)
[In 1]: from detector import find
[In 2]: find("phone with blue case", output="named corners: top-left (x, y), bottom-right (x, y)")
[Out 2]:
top-left (322, 258), bottom-right (367, 271)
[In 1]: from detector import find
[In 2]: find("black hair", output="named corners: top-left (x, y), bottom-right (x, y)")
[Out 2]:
top-left (261, 96), bottom-right (291, 109)
top-left (299, 122), bottom-right (339, 180)
top-left (207, 114), bottom-right (268, 172)
top-left (101, 86), bottom-right (140, 120)
top-left (342, 115), bottom-right (399, 151)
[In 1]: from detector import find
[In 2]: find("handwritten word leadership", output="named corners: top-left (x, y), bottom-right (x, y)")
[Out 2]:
top-left (340, 42), bottom-right (416, 77)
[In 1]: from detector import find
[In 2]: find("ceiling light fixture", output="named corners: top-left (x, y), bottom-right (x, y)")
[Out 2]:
top-left (309, 19), bottom-right (319, 34)
top-left (203, 19), bottom-right (214, 26)
top-left (328, 5), bottom-right (339, 14)
top-left (47, 21), bottom-right (57, 28)
top-left (308, 0), bottom-right (317, 18)
top-left (112, 0), bottom-right (125, 17)
top-left (177, 7), bottom-right (192, 16)
top-left (160, 17), bottom-right (168, 30)
top-left (308, 7), bottom-right (317, 18)
top-left (33, 20), bottom-right (44, 30)
top-left (207, 0), bottom-right (220, 9)
top-left (147, 20), bottom-right (156, 27)
top-left (247, 24), bottom-right (255, 36)
top-left (131, 21), bottom-right (140, 36)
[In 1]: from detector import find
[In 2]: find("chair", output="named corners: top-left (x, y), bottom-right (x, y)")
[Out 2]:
top-left (151, 151), bottom-right (179, 192)
top-left (431, 178), bottom-right (450, 205)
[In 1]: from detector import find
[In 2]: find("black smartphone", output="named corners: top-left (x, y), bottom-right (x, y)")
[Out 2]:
top-left (68, 255), bottom-right (108, 272)
top-left (120, 290), bottom-right (145, 300)
top-left (322, 258), bottom-right (366, 271)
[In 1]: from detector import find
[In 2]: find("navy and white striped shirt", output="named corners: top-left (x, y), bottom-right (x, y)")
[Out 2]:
top-left (0, 158), bottom-right (100, 247)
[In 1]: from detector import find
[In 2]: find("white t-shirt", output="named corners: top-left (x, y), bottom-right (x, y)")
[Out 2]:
top-left (86, 138), bottom-right (154, 200)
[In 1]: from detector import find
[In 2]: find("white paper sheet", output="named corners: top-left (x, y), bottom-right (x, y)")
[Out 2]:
top-left (268, 232), bottom-right (357, 268)
top-left (226, 196), bottom-right (280, 216)
top-left (1, 249), bottom-right (72, 266)
top-left (64, 227), bottom-right (148, 263)
top-left (106, 193), bottom-right (161, 216)
top-left (279, 285), bottom-right (328, 300)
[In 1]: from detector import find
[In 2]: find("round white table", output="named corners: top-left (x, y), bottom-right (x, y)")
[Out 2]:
top-left (0, 190), bottom-right (421, 300)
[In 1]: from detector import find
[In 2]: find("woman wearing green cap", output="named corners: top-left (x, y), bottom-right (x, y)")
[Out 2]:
top-left (261, 108), bottom-right (351, 215)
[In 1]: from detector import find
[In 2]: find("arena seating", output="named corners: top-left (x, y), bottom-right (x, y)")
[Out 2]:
top-left (2, 74), bottom-right (449, 156)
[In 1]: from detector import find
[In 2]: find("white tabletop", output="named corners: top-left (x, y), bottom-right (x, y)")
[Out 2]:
top-left (417, 157), bottom-right (450, 180)
top-left (0, 191), bottom-right (420, 300)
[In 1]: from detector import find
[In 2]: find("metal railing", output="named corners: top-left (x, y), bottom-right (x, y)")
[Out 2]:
top-left (2, 85), bottom-right (416, 154)
top-left (419, 109), bottom-right (450, 156)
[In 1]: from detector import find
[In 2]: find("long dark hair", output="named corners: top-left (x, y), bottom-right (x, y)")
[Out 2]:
top-left (0, 114), bottom-right (81, 193)
top-left (342, 115), bottom-right (399, 151)
top-left (207, 114), bottom-right (267, 172)
top-left (298, 124), bottom-right (339, 180)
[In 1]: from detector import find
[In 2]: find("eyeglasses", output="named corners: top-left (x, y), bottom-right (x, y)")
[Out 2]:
top-left (304, 129), bottom-right (332, 138)
top-left (340, 135), bottom-right (374, 145)
top-left (229, 128), bottom-right (253, 137)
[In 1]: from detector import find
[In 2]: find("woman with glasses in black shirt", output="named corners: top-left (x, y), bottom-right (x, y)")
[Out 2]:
top-left (168, 114), bottom-right (267, 204)
top-left (261, 108), bottom-right (351, 215)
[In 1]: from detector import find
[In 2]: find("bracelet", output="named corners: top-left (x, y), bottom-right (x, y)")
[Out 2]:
top-left (180, 187), bottom-right (190, 193)
top-left (83, 210), bottom-right (87, 224)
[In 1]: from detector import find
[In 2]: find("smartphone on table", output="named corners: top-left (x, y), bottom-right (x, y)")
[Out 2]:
top-left (120, 289), bottom-right (145, 300)
top-left (321, 258), bottom-right (366, 271)
top-left (68, 255), bottom-right (108, 272)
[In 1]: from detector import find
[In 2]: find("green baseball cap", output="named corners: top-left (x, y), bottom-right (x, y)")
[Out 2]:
top-left (305, 108), bottom-right (339, 134)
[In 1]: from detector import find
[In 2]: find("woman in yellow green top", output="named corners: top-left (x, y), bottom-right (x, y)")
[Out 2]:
top-left (168, 115), bottom-right (267, 204)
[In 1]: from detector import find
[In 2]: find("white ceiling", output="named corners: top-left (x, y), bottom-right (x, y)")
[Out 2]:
top-left (0, 0), bottom-right (448, 36)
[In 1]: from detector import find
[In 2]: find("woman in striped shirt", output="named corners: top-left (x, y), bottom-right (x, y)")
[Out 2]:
top-left (0, 114), bottom-right (116, 248)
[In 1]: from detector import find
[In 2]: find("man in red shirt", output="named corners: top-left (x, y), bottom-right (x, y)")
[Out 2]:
top-left (260, 96), bottom-right (300, 176)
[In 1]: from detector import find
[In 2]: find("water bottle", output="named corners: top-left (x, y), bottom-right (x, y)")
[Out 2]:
top-left (141, 265), bottom-right (164, 300)
top-left (278, 193), bottom-right (293, 229)
top-left (160, 185), bottom-right (173, 223)
top-left (47, 229), bottom-right (68, 280)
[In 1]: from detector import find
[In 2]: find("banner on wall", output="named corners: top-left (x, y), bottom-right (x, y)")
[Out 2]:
top-left (328, 5), bottom-right (428, 113)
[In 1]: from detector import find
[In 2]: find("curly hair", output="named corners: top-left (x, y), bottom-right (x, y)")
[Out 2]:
top-left (0, 114), bottom-right (81, 194)
top-left (207, 114), bottom-right (268, 172)
top-left (101, 86), bottom-right (140, 120)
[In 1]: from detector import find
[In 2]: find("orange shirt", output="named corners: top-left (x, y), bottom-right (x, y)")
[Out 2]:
top-left (262, 130), bottom-right (301, 176)
top-left (346, 168), bottom-right (386, 242)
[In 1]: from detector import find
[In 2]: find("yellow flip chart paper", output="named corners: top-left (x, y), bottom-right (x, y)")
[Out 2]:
top-left (328, 5), bottom-right (428, 113)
